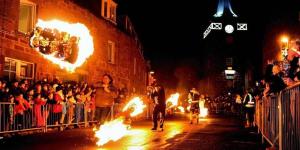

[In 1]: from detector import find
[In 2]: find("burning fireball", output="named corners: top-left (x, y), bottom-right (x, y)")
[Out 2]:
top-left (30, 19), bottom-right (94, 72)
top-left (122, 97), bottom-right (146, 117)
top-left (177, 106), bottom-right (185, 113)
top-left (95, 97), bottom-right (147, 146)
top-left (199, 108), bottom-right (208, 118)
top-left (95, 117), bottom-right (129, 146)
top-left (166, 93), bottom-right (180, 109)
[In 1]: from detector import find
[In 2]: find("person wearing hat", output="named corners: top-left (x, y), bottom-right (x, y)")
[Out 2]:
top-left (150, 84), bottom-right (166, 131)
top-left (188, 87), bottom-right (200, 124)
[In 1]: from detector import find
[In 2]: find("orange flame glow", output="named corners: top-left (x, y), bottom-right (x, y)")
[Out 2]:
top-left (95, 97), bottom-right (147, 146)
top-left (187, 105), bottom-right (191, 111)
top-left (31, 19), bottom-right (94, 72)
top-left (166, 93), bottom-right (180, 108)
top-left (177, 106), bottom-right (185, 113)
top-left (199, 108), bottom-right (208, 118)
top-left (95, 117), bottom-right (129, 146)
top-left (122, 97), bottom-right (146, 117)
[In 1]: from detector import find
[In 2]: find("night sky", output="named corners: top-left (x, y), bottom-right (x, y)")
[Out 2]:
top-left (117, 0), bottom-right (300, 93)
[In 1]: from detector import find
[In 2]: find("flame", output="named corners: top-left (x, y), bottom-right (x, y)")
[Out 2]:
top-left (122, 97), bottom-right (146, 117)
top-left (177, 106), bottom-right (185, 113)
top-left (31, 19), bottom-right (94, 72)
top-left (95, 97), bottom-right (147, 146)
top-left (166, 93), bottom-right (180, 108)
top-left (199, 108), bottom-right (208, 118)
top-left (187, 105), bottom-right (191, 111)
top-left (95, 117), bottom-right (129, 146)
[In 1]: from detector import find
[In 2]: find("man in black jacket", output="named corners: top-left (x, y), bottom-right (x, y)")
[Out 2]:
top-left (151, 84), bottom-right (166, 131)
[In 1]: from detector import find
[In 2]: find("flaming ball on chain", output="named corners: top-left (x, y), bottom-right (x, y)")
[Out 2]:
top-left (29, 19), bottom-right (94, 72)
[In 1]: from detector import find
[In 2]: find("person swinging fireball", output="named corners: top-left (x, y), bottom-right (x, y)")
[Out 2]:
top-left (188, 88), bottom-right (200, 124)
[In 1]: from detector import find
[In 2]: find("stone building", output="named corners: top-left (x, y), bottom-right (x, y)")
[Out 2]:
top-left (0, 0), bottom-right (148, 94)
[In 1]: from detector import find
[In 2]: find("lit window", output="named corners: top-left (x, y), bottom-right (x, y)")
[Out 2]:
top-left (101, 0), bottom-right (117, 23)
top-left (110, 2), bottom-right (117, 22)
top-left (18, 0), bottom-right (36, 33)
top-left (108, 41), bottom-right (116, 64)
top-left (4, 57), bottom-right (35, 81)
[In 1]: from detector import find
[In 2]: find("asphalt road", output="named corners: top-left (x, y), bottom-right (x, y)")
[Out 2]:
top-left (0, 114), bottom-right (265, 150)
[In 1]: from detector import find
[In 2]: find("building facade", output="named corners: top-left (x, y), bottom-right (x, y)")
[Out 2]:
top-left (0, 0), bottom-right (148, 94)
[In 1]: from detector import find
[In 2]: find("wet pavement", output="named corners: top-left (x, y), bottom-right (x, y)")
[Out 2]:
top-left (0, 114), bottom-right (265, 150)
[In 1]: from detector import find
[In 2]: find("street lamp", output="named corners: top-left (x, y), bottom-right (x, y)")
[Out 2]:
top-left (280, 36), bottom-right (290, 77)
top-left (281, 36), bottom-right (289, 59)
top-left (149, 71), bottom-right (155, 75)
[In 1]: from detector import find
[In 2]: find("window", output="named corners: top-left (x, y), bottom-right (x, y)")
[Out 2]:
top-left (103, 0), bottom-right (108, 18)
top-left (4, 57), bottom-right (35, 81)
top-left (110, 2), bottom-right (117, 22)
top-left (226, 57), bottom-right (233, 67)
top-left (108, 41), bottom-right (116, 64)
top-left (101, 0), bottom-right (117, 23)
top-left (18, 0), bottom-right (36, 33)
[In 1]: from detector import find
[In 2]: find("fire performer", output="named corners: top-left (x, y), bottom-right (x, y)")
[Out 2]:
top-left (188, 88), bottom-right (200, 124)
top-left (150, 84), bottom-right (166, 131)
top-left (94, 74), bottom-right (117, 125)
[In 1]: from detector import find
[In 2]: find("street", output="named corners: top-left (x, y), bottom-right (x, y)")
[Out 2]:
top-left (0, 114), bottom-right (264, 150)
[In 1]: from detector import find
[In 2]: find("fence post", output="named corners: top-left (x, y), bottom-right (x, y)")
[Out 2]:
top-left (278, 92), bottom-right (282, 150)
top-left (44, 105), bottom-right (47, 133)
top-left (84, 104), bottom-right (88, 128)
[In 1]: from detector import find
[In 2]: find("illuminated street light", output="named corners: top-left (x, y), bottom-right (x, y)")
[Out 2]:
top-left (149, 71), bottom-right (155, 74)
top-left (280, 36), bottom-right (289, 59)
top-left (280, 35), bottom-right (290, 77)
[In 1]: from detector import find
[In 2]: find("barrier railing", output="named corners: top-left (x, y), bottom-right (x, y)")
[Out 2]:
top-left (255, 82), bottom-right (300, 150)
top-left (0, 103), bottom-right (45, 134)
top-left (261, 95), bottom-right (279, 146)
top-left (0, 103), bottom-right (100, 134)
top-left (0, 101), bottom-right (150, 136)
top-left (279, 83), bottom-right (300, 150)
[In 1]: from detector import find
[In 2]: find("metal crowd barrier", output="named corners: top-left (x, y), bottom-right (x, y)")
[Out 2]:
top-left (255, 82), bottom-right (300, 150)
top-left (261, 95), bottom-right (279, 146)
top-left (0, 99), bottom-right (151, 136)
top-left (279, 83), bottom-right (300, 150)
top-left (0, 103), bottom-right (45, 134)
top-left (0, 103), bottom-right (99, 135)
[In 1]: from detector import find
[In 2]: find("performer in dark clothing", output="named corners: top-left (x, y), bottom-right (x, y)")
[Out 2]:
top-left (151, 84), bottom-right (166, 131)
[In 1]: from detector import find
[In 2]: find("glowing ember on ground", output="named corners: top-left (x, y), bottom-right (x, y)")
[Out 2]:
top-left (199, 108), bottom-right (208, 118)
top-left (30, 19), bottom-right (94, 72)
top-left (166, 93), bottom-right (180, 109)
top-left (95, 117), bottom-right (129, 146)
top-left (122, 97), bottom-right (146, 117)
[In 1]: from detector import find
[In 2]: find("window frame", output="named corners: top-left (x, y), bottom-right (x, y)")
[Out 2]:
top-left (107, 40), bottom-right (116, 64)
top-left (18, 0), bottom-right (37, 34)
top-left (4, 57), bottom-right (35, 81)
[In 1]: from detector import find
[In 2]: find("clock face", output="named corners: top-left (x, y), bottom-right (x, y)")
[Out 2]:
top-left (225, 25), bottom-right (234, 34)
